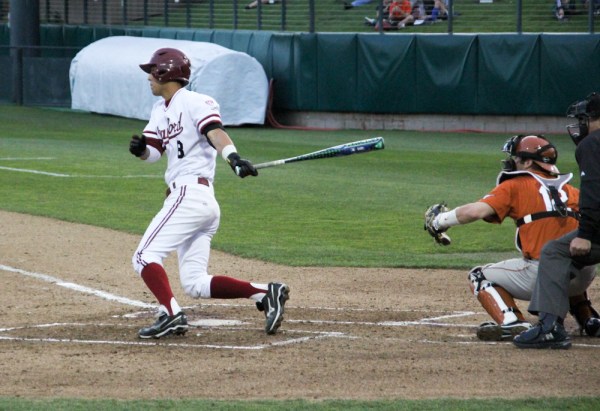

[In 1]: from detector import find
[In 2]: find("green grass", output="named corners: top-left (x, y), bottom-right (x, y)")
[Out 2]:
top-left (0, 105), bottom-right (581, 269)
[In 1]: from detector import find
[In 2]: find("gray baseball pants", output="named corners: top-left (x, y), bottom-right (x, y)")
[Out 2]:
top-left (529, 230), bottom-right (599, 318)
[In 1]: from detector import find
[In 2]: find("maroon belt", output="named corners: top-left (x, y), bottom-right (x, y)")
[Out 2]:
top-left (166, 177), bottom-right (209, 197)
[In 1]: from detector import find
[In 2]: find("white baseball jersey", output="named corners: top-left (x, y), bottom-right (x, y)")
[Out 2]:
top-left (132, 88), bottom-right (224, 299)
top-left (142, 87), bottom-right (222, 185)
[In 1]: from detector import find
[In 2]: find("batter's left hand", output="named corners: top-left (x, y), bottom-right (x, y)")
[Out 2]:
top-left (227, 153), bottom-right (258, 178)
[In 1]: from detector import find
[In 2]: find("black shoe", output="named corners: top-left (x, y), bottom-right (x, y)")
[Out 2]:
top-left (344, 3), bottom-right (353, 10)
top-left (476, 320), bottom-right (532, 341)
top-left (584, 317), bottom-right (600, 337)
top-left (260, 282), bottom-right (290, 334)
top-left (138, 311), bottom-right (188, 339)
top-left (513, 322), bottom-right (571, 349)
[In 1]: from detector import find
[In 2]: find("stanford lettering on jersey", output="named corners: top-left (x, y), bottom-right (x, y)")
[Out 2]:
top-left (157, 112), bottom-right (184, 142)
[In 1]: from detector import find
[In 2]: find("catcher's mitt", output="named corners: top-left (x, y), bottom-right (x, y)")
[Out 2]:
top-left (424, 202), bottom-right (452, 246)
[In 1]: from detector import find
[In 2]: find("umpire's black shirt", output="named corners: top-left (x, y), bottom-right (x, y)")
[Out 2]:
top-left (576, 127), bottom-right (600, 244)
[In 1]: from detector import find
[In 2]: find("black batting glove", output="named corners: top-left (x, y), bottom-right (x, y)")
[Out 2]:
top-left (227, 152), bottom-right (258, 178)
top-left (129, 135), bottom-right (147, 157)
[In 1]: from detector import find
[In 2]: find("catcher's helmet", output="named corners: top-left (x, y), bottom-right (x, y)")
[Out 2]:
top-left (139, 48), bottom-right (191, 85)
top-left (502, 135), bottom-right (559, 175)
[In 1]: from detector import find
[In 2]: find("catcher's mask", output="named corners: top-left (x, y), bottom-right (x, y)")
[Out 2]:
top-left (566, 92), bottom-right (600, 145)
top-left (501, 134), bottom-right (559, 175)
top-left (140, 48), bottom-right (191, 86)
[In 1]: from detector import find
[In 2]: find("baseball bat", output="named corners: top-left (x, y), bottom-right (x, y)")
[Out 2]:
top-left (254, 137), bottom-right (385, 170)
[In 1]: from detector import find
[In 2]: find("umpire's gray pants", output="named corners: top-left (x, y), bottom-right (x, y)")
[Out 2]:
top-left (529, 230), bottom-right (599, 318)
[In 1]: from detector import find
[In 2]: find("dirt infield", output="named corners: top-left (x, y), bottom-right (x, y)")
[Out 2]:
top-left (1, 209), bottom-right (599, 400)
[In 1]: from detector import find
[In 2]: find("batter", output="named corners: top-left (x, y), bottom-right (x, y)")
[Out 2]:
top-left (129, 47), bottom-right (289, 339)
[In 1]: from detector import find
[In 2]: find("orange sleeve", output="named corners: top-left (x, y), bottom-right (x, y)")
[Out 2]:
top-left (478, 182), bottom-right (514, 224)
top-left (479, 177), bottom-right (580, 259)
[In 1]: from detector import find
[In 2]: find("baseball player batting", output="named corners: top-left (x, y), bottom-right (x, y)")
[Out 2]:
top-left (129, 47), bottom-right (289, 339)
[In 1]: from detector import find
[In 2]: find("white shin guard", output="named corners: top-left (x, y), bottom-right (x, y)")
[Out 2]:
top-left (469, 267), bottom-right (520, 326)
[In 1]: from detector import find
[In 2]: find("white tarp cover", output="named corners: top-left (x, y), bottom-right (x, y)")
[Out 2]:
top-left (70, 36), bottom-right (268, 125)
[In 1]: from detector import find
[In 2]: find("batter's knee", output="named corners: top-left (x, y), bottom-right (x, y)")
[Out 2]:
top-left (131, 252), bottom-right (143, 275)
top-left (181, 274), bottom-right (212, 299)
top-left (131, 249), bottom-right (162, 275)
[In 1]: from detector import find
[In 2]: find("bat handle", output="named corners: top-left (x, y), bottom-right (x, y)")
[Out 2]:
top-left (254, 159), bottom-right (286, 169)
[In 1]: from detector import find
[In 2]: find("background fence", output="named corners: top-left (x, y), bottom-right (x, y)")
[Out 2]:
top-left (2, 25), bottom-right (599, 117)
top-left (1, 1), bottom-right (599, 122)
top-left (0, 0), bottom-right (599, 34)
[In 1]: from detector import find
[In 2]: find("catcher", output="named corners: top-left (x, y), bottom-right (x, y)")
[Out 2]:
top-left (424, 135), bottom-right (599, 341)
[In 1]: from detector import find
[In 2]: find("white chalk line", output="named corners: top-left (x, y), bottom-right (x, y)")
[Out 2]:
top-left (117, 309), bottom-right (477, 330)
top-left (287, 319), bottom-right (478, 329)
top-left (123, 304), bottom-right (456, 315)
top-left (0, 264), bottom-right (350, 349)
top-left (0, 334), bottom-right (340, 350)
top-left (0, 166), bottom-right (161, 179)
top-left (10, 264), bottom-right (592, 349)
top-left (0, 264), bottom-right (153, 309)
top-left (0, 166), bottom-right (70, 177)
top-left (1, 264), bottom-right (477, 326)
top-left (0, 157), bottom-right (56, 161)
top-left (0, 322), bottom-right (347, 350)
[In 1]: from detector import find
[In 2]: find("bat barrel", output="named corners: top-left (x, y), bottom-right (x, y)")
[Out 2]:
top-left (253, 136), bottom-right (384, 170)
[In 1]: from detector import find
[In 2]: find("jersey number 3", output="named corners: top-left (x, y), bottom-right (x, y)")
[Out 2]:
top-left (177, 141), bottom-right (185, 159)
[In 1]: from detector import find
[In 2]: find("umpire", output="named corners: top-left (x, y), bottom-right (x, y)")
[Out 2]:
top-left (514, 92), bottom-right (600, 349)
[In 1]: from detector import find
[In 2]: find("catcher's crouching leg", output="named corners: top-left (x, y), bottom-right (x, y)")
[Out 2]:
top-left (468, 267), bottom-right (530, 341)
top-left (569, 292), bottom-right (600, 337)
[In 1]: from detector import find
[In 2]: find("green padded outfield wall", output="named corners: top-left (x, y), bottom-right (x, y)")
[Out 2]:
top-left (1, 24), bottom-right (600, 115)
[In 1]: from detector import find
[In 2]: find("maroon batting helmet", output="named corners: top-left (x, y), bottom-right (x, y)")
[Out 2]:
top-left (140, 48), bottom-right (191, 85)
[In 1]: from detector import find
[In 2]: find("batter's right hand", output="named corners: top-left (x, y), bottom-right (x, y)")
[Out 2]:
top-left (129, 135), bottom-right (147, 157)
top-left (227, 153), bottom-right (258, 178)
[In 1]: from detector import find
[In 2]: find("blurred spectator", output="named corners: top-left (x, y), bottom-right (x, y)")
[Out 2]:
top-left (344, 0), bottom-right (374, 10)
top-left (365, 0), bottom-right (430, 29)
top-left (388, 0), bottom-right (413, 24)
top-left (554, 0), bottom-right (575, 21)
top-left (364, 0), bottom-right (393, 26)
top-left (362, 0), bottom-right (413, 29)
top-left (245, 0), bottom-right (277, 10)
top-left (390, 0), bottom-right (425, 28)
top-left (423, 0), bottom-right (436, 14)
top-left (430, 0), bottom-right (449, 21)
top-left (409, 1), bottom-right (430, 25)
top-left (552, 0), bottom-right (600, 20)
